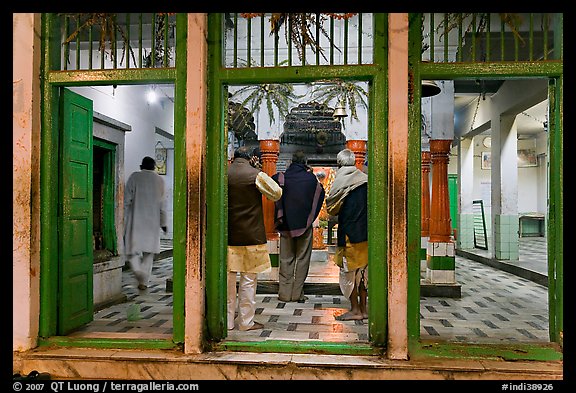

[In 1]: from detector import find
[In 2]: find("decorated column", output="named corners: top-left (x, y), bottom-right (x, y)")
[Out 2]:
top-left (420, 150), bottom-right (431, 271)
top-left (426, 139), bottom-right (457, 287)
top-left (259, 139), bottom-right (280, 268)
top-left (346, 139), bottom-right (367, 169)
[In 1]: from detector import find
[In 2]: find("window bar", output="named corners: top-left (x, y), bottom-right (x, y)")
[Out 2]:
top-left (138, 14), bottom-right (143, 68)
top-left (112, 14), bottom-right (117, 69)
top-left (330, 17), bottom-right (334, 65)
top-left (485, 13), bottom-right (491, 62)
top-left (316, 13), bottom-right (320, 66)
top-left (151, 13), bottom-right (156, 68)
top-left (100, 16), bottom-right (105, 69)
top-left (458, 14), bottom-right (463, 62)
top-left (471, 14), bottom-right (476, 62)
top-left (358, 13), bottom-right (362, 64)
top-left (343, 17), bottom-right (349, 65)
top-left (288, 16), bottom-right (292, 66)
top-left (88, 22), bottom-right (93, 70)
top-left (233, 13), bottom-right (238, 68)
top-left (274, 16), bottom-right (279, 67)
top-left (63, 15), bottom-right (70, 70)
top-left (75, 16), bottom-right (80, 70)
top-left (543, 13), bottom-right (549, 60)
top-left (444, 13), bottom-right (448, 62)
top-left (260, 15), bottom-right (265, 67)
top-left (429, 13), bottom-right (434, 62)
top-left (163, 13), bottom-right (169, 67)
top-left (529, 13), bottom-right (534, 61)
top-left (500, 18), bottom-right (505, 61)
top-left (513, 18), bottom-right (519, 62)
top-left (247, 17), bottom-right (252, 67)
top-left (126, 13), bottom-right (131, 69)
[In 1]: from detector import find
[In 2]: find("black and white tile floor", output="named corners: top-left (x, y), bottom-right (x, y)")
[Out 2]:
top-left (70, 238), bottom-right (550, 344)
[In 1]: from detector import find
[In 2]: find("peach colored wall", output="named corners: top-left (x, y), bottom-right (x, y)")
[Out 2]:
top-left (184, 13), bottom-right (208, 354)
top-left (13, 13), bottom-right (41, 351)
top-left (387, 13), bottom-right (409, 360)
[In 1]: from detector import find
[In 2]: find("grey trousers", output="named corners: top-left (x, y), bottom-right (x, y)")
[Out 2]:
top-left (278, 226), bottom-right (314, 301)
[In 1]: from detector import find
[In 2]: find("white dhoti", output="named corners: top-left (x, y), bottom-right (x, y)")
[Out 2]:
top-left (227, 271), bottom-right (258, 330)
top-left (128, 252), bottom-right (155, 287)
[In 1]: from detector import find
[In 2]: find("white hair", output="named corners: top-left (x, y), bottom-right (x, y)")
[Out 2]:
top-left (336, 149), bottom-right (356, 167)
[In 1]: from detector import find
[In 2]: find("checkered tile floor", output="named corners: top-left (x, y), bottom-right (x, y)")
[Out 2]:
top-left (70, 238), bottom-right (550, 344)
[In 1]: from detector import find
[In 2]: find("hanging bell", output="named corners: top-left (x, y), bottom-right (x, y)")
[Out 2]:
top-left (333, 101), bottom-right (348, 119)
top-left (422, 80), bottom-right (441, 97)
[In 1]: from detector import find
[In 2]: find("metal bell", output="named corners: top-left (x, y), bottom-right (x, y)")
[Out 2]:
top-left (333, 102), bottom-right (348, 118)
top-left (422, 80), bottom-right (441, 97)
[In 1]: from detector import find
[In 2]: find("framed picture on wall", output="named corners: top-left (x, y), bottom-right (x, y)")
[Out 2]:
top-left (481, 151), bottom-right (491, 170)
top-left (155, 142), bottom-right (167, 175)
top-left (517, 148), bottom-right (538, 167)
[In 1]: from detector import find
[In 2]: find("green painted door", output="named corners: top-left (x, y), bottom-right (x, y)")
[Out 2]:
top-left (448, 174), bottom-right (457, 237)
top-left (58, 88), bottom-right (94, 334)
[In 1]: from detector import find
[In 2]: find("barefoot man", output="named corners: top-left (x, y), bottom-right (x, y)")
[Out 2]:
top-left (325, 149), bottom-right (368, 321)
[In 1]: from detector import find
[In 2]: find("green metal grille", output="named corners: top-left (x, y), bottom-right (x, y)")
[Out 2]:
top-left (59, 13), bottom-right (177, 71)
top-left (422, 13), bottom-right (561, 63)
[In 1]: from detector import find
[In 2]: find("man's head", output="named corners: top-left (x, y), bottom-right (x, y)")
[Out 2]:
top-left (140, 156), bottom-right (156, 170)
top-left (234, 145), bottom-right (253, 160)
top-left (291, 150), bottom-right (307, 165)
top-left (336, 149), bottom-right (356, 167)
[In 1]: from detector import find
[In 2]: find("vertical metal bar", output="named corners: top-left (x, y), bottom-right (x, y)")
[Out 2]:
top-left (261, 14), bottom-right (265, 67)
top-left (471, 13), bottom-right (476, 62)
top-left (233, 13), bottom-right (238, 68)
top-left (529, 13), bottom-right (534, 61)
top-left (501, 17), bottom-right (505, 61)
top-left (63, 15), bottom-right (70, 70)
top-left (316, 13), bottom-right (320, 65)
top-left (139, 13), bottom-right (143, 68)
top-left (429, 13), bottom-right (434, 62)
top-left (112, 14), bottom-right (117, 69)
top-left (151, 13), bottom-right (156, 67)
top-left (301, 15), bottom-right (306, 66)
top-left (514, 16), bottom-right (519, 61)
top-left (330, 17), bottom-right (334, 65)
top-left (274, 16), bottom-right (279, 67)
top-left (358, 13), bottom-right (362, 64)
top-left (88, 23), bottom-right (93, 70)
top-left (75, 16), bottom-right (80, 70)
top-left (247, 16), bottom-right (252, 67)
top-left (344, 16), bottom-right (349, 65)
top-left (288, 16), bottom-right (292, 66)
top-left (458, 13), bottom-right (463, 62)
top-left (486, 13), bottom-right (491, 62)
top-left (543, 13), bottom-right (549, 60)
top-left (163, 13), bottom-right (169, 67)
top-left (126, 13), bottom-right (131, 68)
top-left (444, 13), bottom-right (448, 62)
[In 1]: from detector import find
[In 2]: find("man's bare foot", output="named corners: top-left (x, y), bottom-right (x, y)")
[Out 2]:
top-left (362, 312), bottom-right (369, 319)
top-left (335, 311), bottom-right (364, 321)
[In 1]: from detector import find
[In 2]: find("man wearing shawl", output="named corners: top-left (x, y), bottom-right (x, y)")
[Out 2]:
top-left (228, 146), bottom-right (283, 331)
top-left (325, 149), bottom-right (369, 320)
top-left (272, 151), bottom-right (325, 303)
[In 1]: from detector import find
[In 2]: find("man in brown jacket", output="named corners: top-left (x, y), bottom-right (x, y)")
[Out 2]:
top-left (227, 146), bottom-right (282, 331)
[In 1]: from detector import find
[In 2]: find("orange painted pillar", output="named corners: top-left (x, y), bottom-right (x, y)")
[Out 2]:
top-left (421, 150), bottom-right (431, 237)
top-left (428, 139), bottom-right (453, 243)
top-left (260, 139), bottom-right (280, 240)
top-left (346, 139), bottom-right (367, 169)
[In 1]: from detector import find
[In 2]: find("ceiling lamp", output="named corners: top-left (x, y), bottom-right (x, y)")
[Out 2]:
top-left (422, 80), bottom-right (441, 97)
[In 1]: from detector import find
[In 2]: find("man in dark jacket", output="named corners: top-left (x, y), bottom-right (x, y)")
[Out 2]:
top-left (272, 151), bottom-right (325, 303)
top-left (228, 146), bottom-right (282, 331)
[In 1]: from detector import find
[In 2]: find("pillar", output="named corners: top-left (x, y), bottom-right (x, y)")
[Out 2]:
top-left (346, 139), bottom-right (367, 169)
top-left (426, 139), bottom-right (457, 286)
top-left (259, 139), bottom-right (280, 240)
top-left (420, 150), bottom-right (431, 271)
top-left (259, 139), bottom-right (280, 270)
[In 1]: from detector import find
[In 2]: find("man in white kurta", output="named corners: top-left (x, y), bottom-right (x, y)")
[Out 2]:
top-left (124, 156), bottom-right (167, 290)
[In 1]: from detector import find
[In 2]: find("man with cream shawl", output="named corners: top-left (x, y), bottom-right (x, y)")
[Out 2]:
top-left (325, 149), bottom-right (369, 321)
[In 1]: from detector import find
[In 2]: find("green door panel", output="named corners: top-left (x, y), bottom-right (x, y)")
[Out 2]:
top-left (58, 88), bottom-right (94, 335)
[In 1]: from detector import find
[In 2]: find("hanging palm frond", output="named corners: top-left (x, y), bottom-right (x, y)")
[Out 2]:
top-left (311, 80), bottom-right (368, 122)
